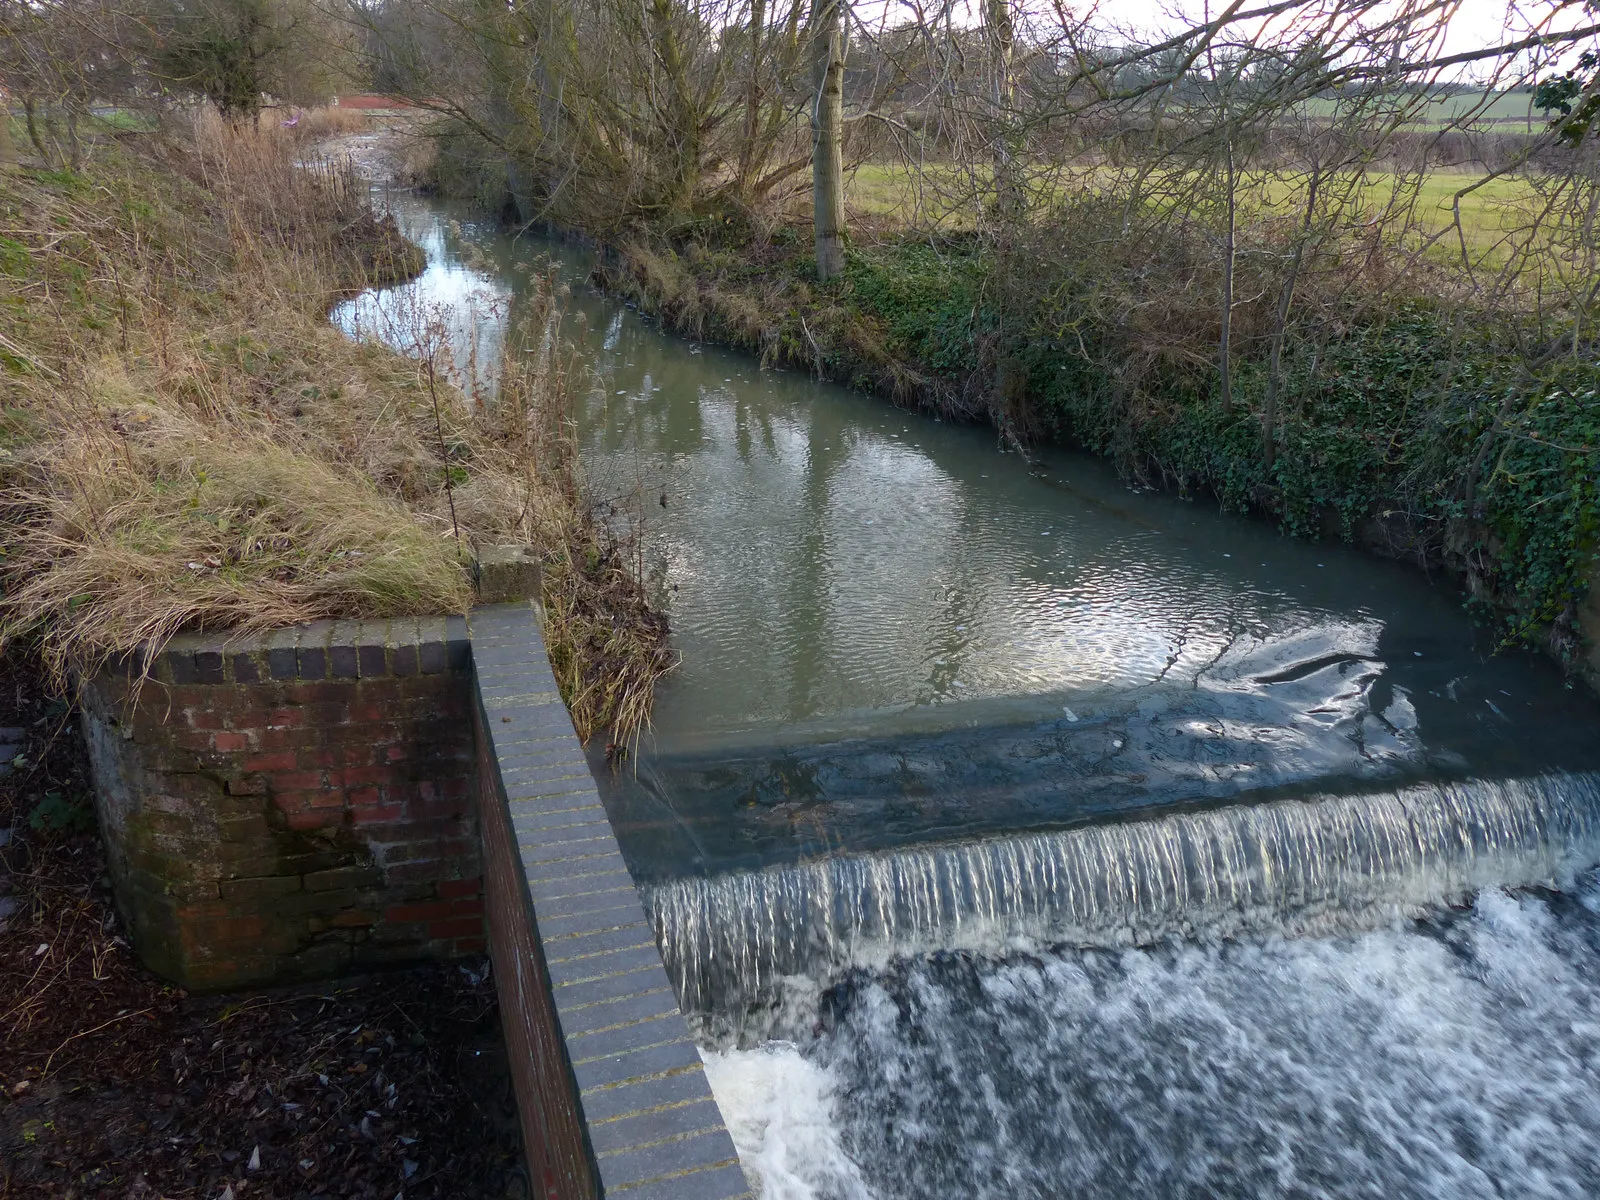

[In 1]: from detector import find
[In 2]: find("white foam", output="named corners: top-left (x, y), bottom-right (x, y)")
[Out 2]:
top-left (702, 1043), bottom-right (874, 1200)
top-left (714, 877), bottom-right (1600, 1198)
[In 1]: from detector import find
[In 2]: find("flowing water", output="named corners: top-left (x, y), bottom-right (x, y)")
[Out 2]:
top-left (339, 192), bottom-right (1600, 1198)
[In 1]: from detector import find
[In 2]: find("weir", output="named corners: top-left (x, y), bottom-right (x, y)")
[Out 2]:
top-left (327, 193), bottom-right (1600, 1198)
top-left (645, 772), bottom-right (1600, 1020)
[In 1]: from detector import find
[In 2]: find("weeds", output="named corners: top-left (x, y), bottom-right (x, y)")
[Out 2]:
top-left (0, 112), bottom-right (671, 746)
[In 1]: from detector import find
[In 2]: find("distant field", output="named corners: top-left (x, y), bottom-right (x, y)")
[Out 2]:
top-left (847, 160), bottom-right (1552, 257)
top-left (1299, 89), bottom-right (1542, 130)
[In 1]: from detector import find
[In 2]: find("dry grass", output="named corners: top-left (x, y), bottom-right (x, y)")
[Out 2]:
top-left (0, 114), bottom-right (671, 745)
top-left (287, 105), bottom-right (374, 142)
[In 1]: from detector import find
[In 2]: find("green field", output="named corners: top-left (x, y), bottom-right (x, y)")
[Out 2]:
top-left (846, 160), bottom-right (1557, 264)
top-left (1299, 88), bottom-right (1543, 130)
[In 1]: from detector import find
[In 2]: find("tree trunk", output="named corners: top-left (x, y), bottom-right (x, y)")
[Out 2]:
top-left (1263, 165), bottom-right (1321, 472)
top-left (986, 0), bottom-right (1019, 218)
top-left (649, 0), bottom-right (699, 212)
top-left (23, 96), bottom-right (49, 163)
top-left (736, 0), bottom-right (768, 196)
top-left (1218, 129), bottom-right (1236, 414)
top-left (810, 0), bottom-right (846, 281)
top-left (0, 100), bottom-right (15, 169)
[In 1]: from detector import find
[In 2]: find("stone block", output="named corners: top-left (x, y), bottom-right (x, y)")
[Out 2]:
top-left (475, 547), bottom-right (543, 604)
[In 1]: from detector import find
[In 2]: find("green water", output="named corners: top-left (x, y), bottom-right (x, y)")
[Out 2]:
top-left (338, 193), bottom-right (1600, 879)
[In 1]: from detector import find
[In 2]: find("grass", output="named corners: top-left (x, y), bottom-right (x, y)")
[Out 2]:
top-left (848, 161), bottom-right (1542, 242)
top-left (0, 114), bottom-right (671, 746)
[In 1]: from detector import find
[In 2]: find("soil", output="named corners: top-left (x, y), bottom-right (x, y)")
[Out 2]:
top-left (0, 647), bottom-right (525, 1199)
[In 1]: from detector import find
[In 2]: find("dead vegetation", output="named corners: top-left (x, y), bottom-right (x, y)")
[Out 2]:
top-left (0, 113), bottom-right (671, 746)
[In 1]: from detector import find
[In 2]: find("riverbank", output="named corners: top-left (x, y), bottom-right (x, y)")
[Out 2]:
top-left (0, 115), bottom-right (670, 1194)
top-left (0, 115), bottom-right (670, 743)
top-left (589, 225), bottom-right (1599, 693)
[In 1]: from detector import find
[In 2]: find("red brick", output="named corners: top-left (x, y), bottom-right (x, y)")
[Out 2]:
top-left (187, 709), bottom-right (224, 731)
top-left (273, 790), bottom-right (316, 814)
top-left (448, 896), bottom-right (484, 917)
top-left (452, 936), bottom-right (488, 955)
top-left (307, 790), bottom-right (348, 810)
top-left (267, 708), bottom-right (305, 728)
top-left (191, 915), bottom-right (269, 941)
top-left (404, 795), bottom-right (467, 822)
top-left (350, 802), bottom-right (402, 824)
top-left (165, 685), bottom-right (216, 710)
top-left (436, 877), bottom-right (482, 900)
top-left (258, 727), bottom-right (317, 751)
top-left (285, 809), bottom-right (342, 831)
top-left (383, 860), bottom-right (457, 884)
top-left (333, 765), bottom-right (395, 789)
top-left (328, 909), bottom-right (379, 928)
top-left (164, 729), bottom-right (211, 754)
top-left (285, 681), bottom-right (348, 704)
top-left (426, 916), bottom-right (484, 940)
top-left (385, 745), bottom-right (408, 763)
top-left (386, 899), bottom-right (455, 923)
top-left (270, 770), bottom-right (326, 791)
top-left (213, 731), bottom-right (250, 753)
top-left (173, 899), bottom-right (232, 922)
top-left (300, 748), bottom-right (340, 769)
top-left (348, 786), bottom-right (382, 807)
top-left (347, 703), bottom-right (388, 724)
top-left (244, 750), bottom-right (298, 773)
top-left (337, 743), bottom-right (376, 767)
top-left (370, 818), bottom-right (471, 845)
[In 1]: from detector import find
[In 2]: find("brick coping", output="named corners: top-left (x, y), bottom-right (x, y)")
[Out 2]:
top-left (106, 617), bottom-right (473, 685)
top-left (470, 603), bottom-right (751, 1200)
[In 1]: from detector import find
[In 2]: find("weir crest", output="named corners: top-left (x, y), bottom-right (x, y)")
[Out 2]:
top-left (643, 773), bottom-right (1600, 1021)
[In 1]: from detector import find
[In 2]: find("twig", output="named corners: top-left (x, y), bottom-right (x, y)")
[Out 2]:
top-left (422, 354), bottom-right (464, 561)
top-left (40, 1008), bottom-right (154, 1079)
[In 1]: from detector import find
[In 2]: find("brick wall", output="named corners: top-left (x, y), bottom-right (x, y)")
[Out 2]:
top-left (477, 696), bottom-right (599, 1199)
top-left (471, 603), bottom-right (751, 1200)
top-left (81, 618), bottom-right (484, 990)
top-left (82, 602), bottom-right (752, 1197)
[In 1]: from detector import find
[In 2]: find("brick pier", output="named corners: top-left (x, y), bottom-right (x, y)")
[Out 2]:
top-left (80, 603), bottom-right (750, 1198)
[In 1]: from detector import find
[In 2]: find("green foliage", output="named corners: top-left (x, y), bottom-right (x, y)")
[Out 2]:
top-left (832, 235), bottom-right (1598, 654)
top-left (160, 32), bottom-right (266, 117)
top-left (27, 789), bottom-right (95, 835)
top-left (1535, 49), bottom-right (1600, 145)
top-left (1468, 373), bottom-right (1600, 638)
top-left (845, 243), bottom-right (986, 376)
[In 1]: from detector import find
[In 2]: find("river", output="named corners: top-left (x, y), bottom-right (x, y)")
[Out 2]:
top-left (338, 191), bottom-right (1600, 1199)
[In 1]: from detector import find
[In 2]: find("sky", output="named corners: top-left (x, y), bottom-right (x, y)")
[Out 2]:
top-left (859, 0), bottom-right (1596, 81)
top-left (1098, 0), bottom-right (1592, 72)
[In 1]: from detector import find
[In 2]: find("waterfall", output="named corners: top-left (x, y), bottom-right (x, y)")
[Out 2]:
top-left (642, 773), bottom-right (1600, 1017)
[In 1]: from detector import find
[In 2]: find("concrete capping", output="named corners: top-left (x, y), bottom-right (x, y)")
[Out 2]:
top-left (469, 603), bottom-right (750, 1200)
top-left (476, 545), bottom-right (544, 605)
top-left (106, 617), bottom-right (475, 686)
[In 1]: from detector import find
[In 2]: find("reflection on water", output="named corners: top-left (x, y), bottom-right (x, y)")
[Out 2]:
top-left (338, 191), bottom-right (1600, 1200)
top-left (337, 192), bottom-right (1600, 877)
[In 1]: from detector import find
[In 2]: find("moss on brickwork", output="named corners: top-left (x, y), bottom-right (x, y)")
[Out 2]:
top-left (80, 625), bottom-right (486, 991)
